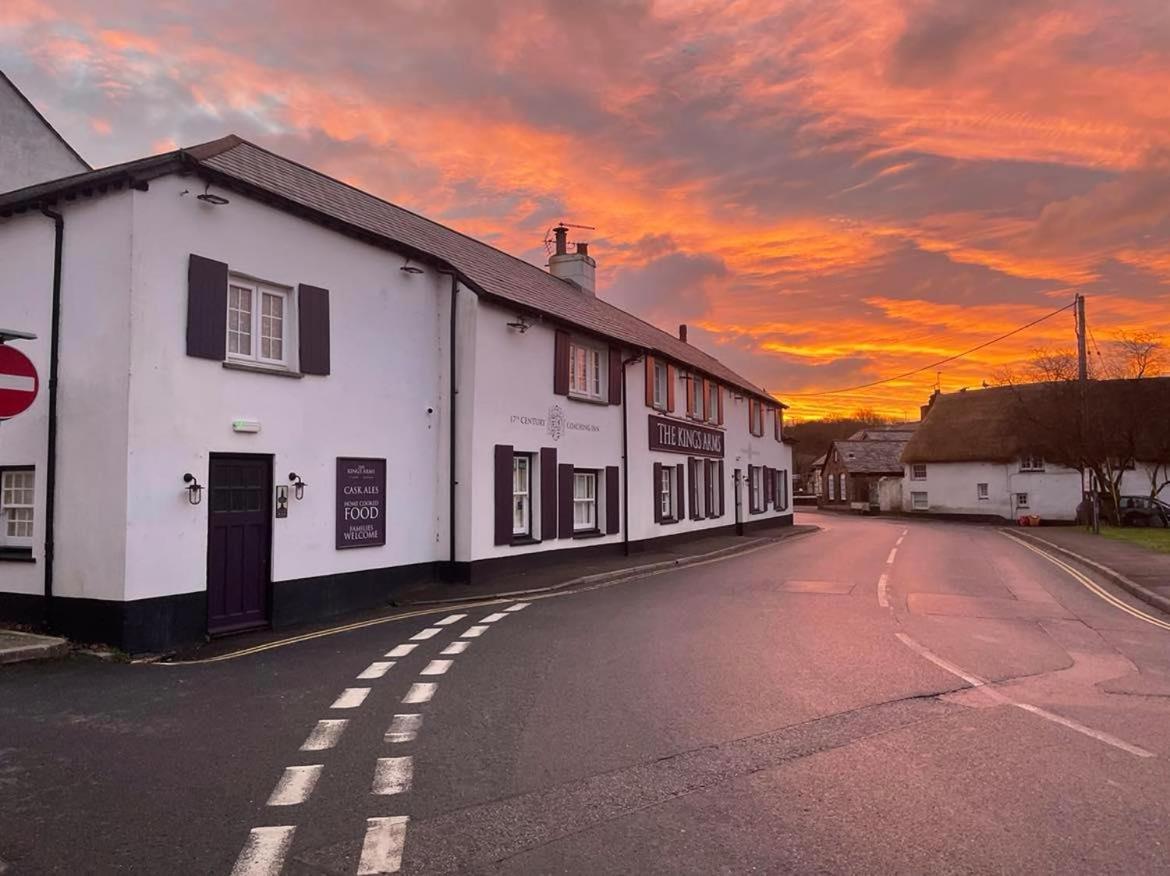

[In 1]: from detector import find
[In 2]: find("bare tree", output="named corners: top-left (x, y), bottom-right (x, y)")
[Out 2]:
top-left (1025, 347), bottom-right (1080, 382)
top-left (1105, 330), bottom-right (1165, 379)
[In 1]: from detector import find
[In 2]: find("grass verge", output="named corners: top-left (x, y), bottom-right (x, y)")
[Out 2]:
top-left (1100, 525), bottom-right (1170, 554)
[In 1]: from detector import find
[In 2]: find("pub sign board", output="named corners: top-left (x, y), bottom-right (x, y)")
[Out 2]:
top-left (336, 457), bottom-right (386, 549)
top-left (647, 414), bottom-right (724, 459)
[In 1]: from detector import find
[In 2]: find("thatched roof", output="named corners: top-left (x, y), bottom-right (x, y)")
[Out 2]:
top-left (831, 440), bottom-right (907, 474)
top-left (902, 378), bottom-right (1170, 464)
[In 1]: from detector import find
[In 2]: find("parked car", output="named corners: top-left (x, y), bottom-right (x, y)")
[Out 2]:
top-left (1117, 495), bottom-right (1170, 527)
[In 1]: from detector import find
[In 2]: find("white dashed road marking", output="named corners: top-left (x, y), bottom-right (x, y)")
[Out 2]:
top-left (877, 573), bottom-right (890, 609)
top-left (480, 612), bottom-right (508, 623)
top-left (402, 682), bottom-right (437, 704)
top-left (410, 627), bottom-right (442, 641)
top-left (440, 640), bottom-right (470, 655)
top-left (886, 548), bottom-right (898, 564)
top-left (420, 659), bottom-right (452, 676)
top-left (506, 602), bottom-right (529, 612)
top-left (462, 625), bottom-right (488, 638)
top-left (266, 764), bottom-right (324, 806)
top-left (435, 613), bottom-right (467, 626)
top-left (373, 756), bottom-right (414, 795)
top-left (230, 826), bottom-right (295, 876)
top-left (385, 714), bottom-right (423, 743)
top-left (331, 687), bottom-right (371, 709)
top-left (385, 644), bottom-right (417, 658)
top-left (895, 632), bottom-right (1154, 758)
top-left (357, 816), bottom-right (409, 875)
top-left (357, 661), bottom-right (395, 680)
top-left (300, 719), bottom-right (348, 752)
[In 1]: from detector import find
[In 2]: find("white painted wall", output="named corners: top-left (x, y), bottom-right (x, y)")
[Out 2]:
top-left (902, 460), bottom-right (1082, 521)
top-left (123, 176), bottom-right (447, 600)
top-left (0, 75), bottom-right (87, 193)
top-left (0, 194), bottom-right (133, 600)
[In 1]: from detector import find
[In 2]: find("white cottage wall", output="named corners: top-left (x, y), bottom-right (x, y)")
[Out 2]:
top-left (903, 461), bottom-right (1082, 521)
top-left (123, 177), bottom-right (447, 602)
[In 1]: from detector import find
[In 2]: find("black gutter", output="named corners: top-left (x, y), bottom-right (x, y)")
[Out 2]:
top-left (620, 352), bottom-right (644, 556)
top-left (40, 207), bottom-right (64, 628)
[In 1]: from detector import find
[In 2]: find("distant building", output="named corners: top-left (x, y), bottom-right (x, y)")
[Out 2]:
top-left (819, 424), bottom-right (916, 511)
top-left (900, 380), bottom-right (1170, 521)
top-left (0, 71), bottom-right (88, 193)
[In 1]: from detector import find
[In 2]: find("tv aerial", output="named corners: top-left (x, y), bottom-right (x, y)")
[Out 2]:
top-left (544, 221), bottom-right (596, 254)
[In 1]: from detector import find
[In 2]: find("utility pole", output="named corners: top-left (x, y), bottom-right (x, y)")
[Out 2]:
top-left (1075, 293), bottom-right (1088, 381)
top-left (1074, 294), bottom-right (1098, 532)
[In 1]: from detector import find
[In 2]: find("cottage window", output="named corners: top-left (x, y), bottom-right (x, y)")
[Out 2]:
top-left (1016, 492), bottom-right (1030, 508)
top-left (690, 376), bottom-right (703, 420)
top-left (839, 473), bottom-right (847, 502)
top-left (777, 469), bottom-right (789, 511)
top-left (705, 382), bottom-right (719, 422)
top-left (0, 468), bottom-right (35, 551)
top-left (659, 465), bottom-right (676, 521)
top-left (911, 491), bottom-right (928, 510)
top-left (911, 463), bottom-right (927, 480)
top-left (827, 472), bottom-right (836, 501)
top-left (652, 361), bottom-right (668, 408)
top-left (1020, 455), bottom-right (1044, 472)
top-left (693, 459), bottom-right (706, 517)
top-left (512, 455), bottom-right (531, 537)
top-left (228, 279), bottom-right (291, 367)
top-left (977, 482), bottom-right (989, 500)
top-left (573, 471), bottom-right (598, 531)
top-left (569, 343), bottom-right (604, 400)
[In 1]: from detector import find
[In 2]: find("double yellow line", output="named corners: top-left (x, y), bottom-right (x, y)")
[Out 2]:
top-left (1002, 532), bottom-right (1170, 632)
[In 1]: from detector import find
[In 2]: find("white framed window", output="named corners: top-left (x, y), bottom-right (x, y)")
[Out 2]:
top-left (751, 401), bottom-right (764, 436)
top-left (977, 483), bottom-right (989, 500)
top-left (653, 361), bottom-right (668, 409)
top-left (1016, 492), bottom-right (1030, 508)
top-left (705, 382), bottom-right (718, 422)
top-left (827, 473), bottom-right (836, 501)
top-left (228, 278), bottom-right (291, 367)
top-left (911, 463), bottom-right (927, 480)
top-left (0, 468), bottom-right (35, 549)
top-left (751, 466), bottom-right (764, 512)
top-left (689, 375), bottom-right (703, 419)
top-left (659, 465), bottom-right (675, 520)
top-left (777, 469), bottom-right (789, 511)
top-left (573, 470), bottom-right (598, 531)
top-left (911, 491), bottom-right (928, 510)
top-left (512, 455), bottom-right (531, 537)
top-left (694, 460), bottom-right (706, 517)
top-left (569, 343), bottom-right (604, 400)
top-left (1020, 455), bottom-right (1044, 472)
top-left (839, 473), bottom-right (847, 502)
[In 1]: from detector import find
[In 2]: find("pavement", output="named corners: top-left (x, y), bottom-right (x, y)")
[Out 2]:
top-left (1011, 525), bottom-right (1170, 614)
top-left (0, 628), bottom-right (67, 664)
top-left (3, 511), bottom-right (1170, 874)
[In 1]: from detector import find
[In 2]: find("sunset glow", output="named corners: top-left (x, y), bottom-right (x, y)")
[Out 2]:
top-left (4, 0), bottom-right (1169, 419)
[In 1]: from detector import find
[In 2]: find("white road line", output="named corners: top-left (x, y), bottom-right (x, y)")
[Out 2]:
top-left (434, 613), bottom-right (467, 626)
top-left (402, 682), bottom-right (436, 704)
top-left (895, 632), bottom-right (1154, 758)
top-left (357, 661), bottom-right (395, 680)
top-left (901, 527), bottom-right (908, 536)
top-left (385, 714), bottom-right (422, 743)
top-left (886, 548), bottom-right (898, 564)
top-left (266, 764), bottom-right (324, 806)
top-left (506, 602), bottom-right (530, 612)
top-left (480, 612), bottom-right (508, 623)
top-left (410, 627), bottom-right (443, 641)
top-left (895, 536), bottom-right (905, 546)
top-left (440, 640), bottom-right (470, 655)
top-left (230, 825), bottom-right (295, 876)
top-left (420, 659), bottom-right (452, 676)
top-left (357, 816), bottom-right (409, 875)
top-left (877, 573), bottom-right (890, 609)
top-left (462, 625), bottom-right (489, 638)
top-left (385, 644), bottom-right (417, 658)
top-left (331, 687), bottom-right (371, 709)
top-left (300, 719), bottom-right (348, 751)
top-left (373, 756), bottom-right (413, 795)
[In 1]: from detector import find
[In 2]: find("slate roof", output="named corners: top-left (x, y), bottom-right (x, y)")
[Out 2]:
top-left (0, 135), bottom-right (780, 404)
top-left (845, 424), bottom-right (917, 442)
top-left (830, 440), bottom-right (906, 474)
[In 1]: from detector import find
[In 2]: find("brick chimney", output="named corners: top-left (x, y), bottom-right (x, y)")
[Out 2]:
top-left (678, 324), bottom-right (688, 343)
top-left (549, 225), bottom-right (596, 294)
top-left (920, 389), bottom-right (940, 421)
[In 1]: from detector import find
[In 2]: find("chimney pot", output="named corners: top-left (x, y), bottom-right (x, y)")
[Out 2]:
top-left (553, 225), bottom-right (568, 256)
top-left (678, 324), bottom-right (688, 343)
top-left (575, 241), bottom-right (588, 256)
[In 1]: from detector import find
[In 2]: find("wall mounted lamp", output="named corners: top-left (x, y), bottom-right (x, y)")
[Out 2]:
top-left (288, 472), bottom-right (307, 500)
top-left (506, 316), bottom-right (531, 333)
top-left (182, 473), bottom-right (203, 505)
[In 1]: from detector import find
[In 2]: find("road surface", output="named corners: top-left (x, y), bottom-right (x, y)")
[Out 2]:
top-left (3, 511), bottom-right (1170, 874)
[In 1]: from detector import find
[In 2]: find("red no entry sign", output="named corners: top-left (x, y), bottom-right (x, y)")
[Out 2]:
top-left (0, 345), bottom-right (39, 420)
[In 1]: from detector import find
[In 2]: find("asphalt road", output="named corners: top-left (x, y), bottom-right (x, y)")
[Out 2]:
top-left (3, 511), bottom-right (1170, 874)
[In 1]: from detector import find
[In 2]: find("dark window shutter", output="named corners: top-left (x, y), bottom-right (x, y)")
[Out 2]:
top-left (653, 462), bottom-right (663, 523)
top-left (558, 464), bottom-right (574, 538)
top-left (717, 460), bottom-right (725, 517)
top-left (747, 400), bottom-right (754, 435)
top-left (685, 375), bottom-right (693, 417)
top-left (645, 356), bottom-right (655, 407)
top-left (540, 447), bottom-right (557, 539)
top-left (702, 381), bottom-right (710, 421)
top-left (554, 330), bottom-right (570, 395)
top-left (688, 458), bottom-right (698, 520)
top-left (605, 466), bottom-right (620, 534)
top-left (676, 462), bottom-right (685, 518)
top-left (667, 365), bottom-right (677, 412)
top-left (716, 385), bottom-right (724, 425)
top-left (608, 346), bottom-right (622, 405)
top-left (705, 460), bottom-right (716, 518)
top-left (187, 254), bottom-right (228, 360)
top-left (778, 469), bottom-right (788, 511)
top-left (494, 445), bottom-right (514, 546)
top-left (748, 465), bottom-right (757, 513)
top-left (298, 284), bottom-right (331, 375)
top-left (765, 467), bottom-right (774, 507)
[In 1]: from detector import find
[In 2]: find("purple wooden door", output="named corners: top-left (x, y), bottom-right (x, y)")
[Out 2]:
top-left (207, 455), bottom-right (272, 634)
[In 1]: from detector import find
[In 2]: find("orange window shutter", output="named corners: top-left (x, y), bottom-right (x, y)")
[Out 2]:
top-left (644, 355), bottom-right (655, 407)
top-left (702, 380), bottom-right (710, 419)
top-left (667, 365), bottom-right (676, 412)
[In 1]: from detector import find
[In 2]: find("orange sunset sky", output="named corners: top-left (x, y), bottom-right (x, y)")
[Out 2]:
top-left (4, 0), bottom-right (1169, 419)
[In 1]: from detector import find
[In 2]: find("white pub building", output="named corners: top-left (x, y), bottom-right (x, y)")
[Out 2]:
top-left (0, 136), bottom-right (793, 651)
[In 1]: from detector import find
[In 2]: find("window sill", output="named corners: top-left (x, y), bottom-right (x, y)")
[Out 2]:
top-left (0, 548), bottom-right (34, 563)
top-left (509, 535), bottom-right (541, 547)
top-left (658, 517), bottom-right (680, 526)
top-left (223, 361), bottom-right (304, 379)
top-left (567, 393), bottom-right (608, 406)
top-left (572, 529), bottom-right (604, 540)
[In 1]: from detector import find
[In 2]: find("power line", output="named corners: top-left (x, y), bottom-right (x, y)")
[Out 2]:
top-left (786, 300), bottom-right (1077, 398)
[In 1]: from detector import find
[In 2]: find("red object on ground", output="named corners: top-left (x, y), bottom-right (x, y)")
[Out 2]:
top-left (0, 345), bottom-right (39, 420)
